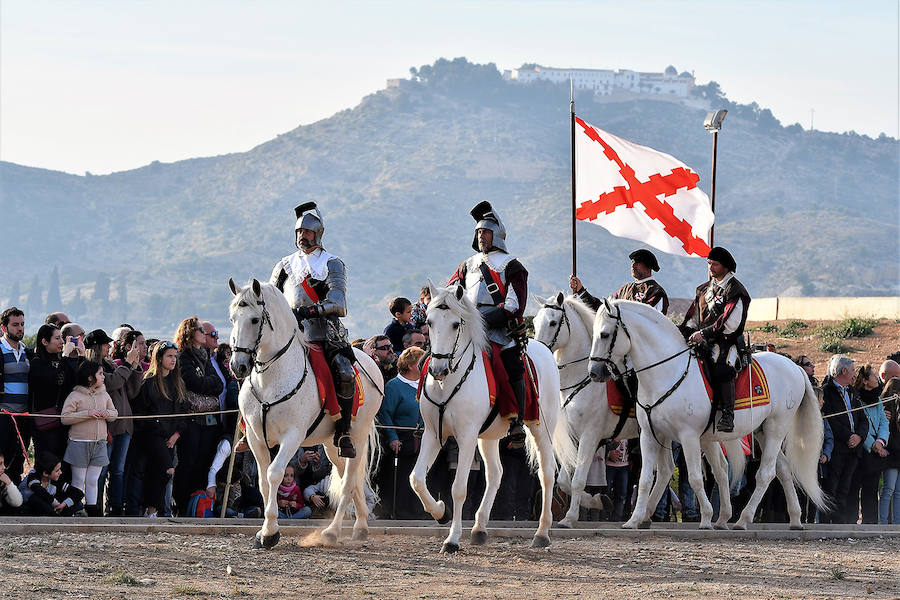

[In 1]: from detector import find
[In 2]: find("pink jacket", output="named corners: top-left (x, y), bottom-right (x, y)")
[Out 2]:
top-left (61, 385), bottom-right (118, 441)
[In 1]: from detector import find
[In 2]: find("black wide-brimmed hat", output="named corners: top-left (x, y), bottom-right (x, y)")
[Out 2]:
top-left (629, 248), bottom-right (660, 272)
top-left (707, 246), bottom-right (737, 272)
top-left (84, 328), bottom-right (113, 347)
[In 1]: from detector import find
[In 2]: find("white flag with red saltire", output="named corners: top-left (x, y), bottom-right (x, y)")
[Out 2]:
top-left (574, 117), bottom-right (713, 258)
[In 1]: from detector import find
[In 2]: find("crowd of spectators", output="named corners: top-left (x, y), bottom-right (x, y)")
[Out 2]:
top-left (1, 297), bottom-right (898, 527)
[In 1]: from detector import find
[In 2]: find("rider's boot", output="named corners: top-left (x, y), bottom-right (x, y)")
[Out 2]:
top-left (716, 379), bottom-right (735, 433)
top-left (334, 394), bottom-right (356, 458)
top-left (507, 378), bottom-right (527, 449)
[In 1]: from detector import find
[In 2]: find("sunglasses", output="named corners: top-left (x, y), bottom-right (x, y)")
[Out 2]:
top-left (207, 331), bottom-right (219, 338)
top-left (801, 362), bottom-right (813, 368)
top-left (160, 341), bottom-right (178, 350)
top-left (375, 344), bottom-right (394, 352)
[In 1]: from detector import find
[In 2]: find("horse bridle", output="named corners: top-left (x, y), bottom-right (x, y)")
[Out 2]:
top-left (232, 292), bottom-right (307, 448)
top-left (589, 299), bottom-right (694, 447)
top-left (541, 302), bottom-right (590, 370)
top-left (422, 304), bottom-right (478, 442)
top-left (428, 307), bottom-right (473, 375)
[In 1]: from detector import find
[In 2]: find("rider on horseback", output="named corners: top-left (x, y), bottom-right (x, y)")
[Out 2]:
top-left (449, 201), bottom-right (529, 447)
top-left (270, 202), bottom-right (358, 458)
top-left (569, 248), bottom-right (669, 315)
top-left (678, 246), bottom-right (751, 434)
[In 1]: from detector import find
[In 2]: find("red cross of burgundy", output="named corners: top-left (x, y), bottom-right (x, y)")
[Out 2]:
top-left (574, 117), bottom-right (711, 257)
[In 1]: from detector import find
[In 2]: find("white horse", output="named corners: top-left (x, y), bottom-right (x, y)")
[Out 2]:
top-left (410, 283), bottom-right (577, 552)
top-left (588, 298), bottom-right (828, 530)
top-left (533, 291), bottom-right (734, 528)
top-left (228, 278), bottom-right (383, 548)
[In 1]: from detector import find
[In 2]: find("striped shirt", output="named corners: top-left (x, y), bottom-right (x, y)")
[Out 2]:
top-left (0, 337), bottom-right (29, 412)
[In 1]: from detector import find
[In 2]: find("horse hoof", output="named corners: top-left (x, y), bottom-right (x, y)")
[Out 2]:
top-left (253, 533), bottom-right (264, 549)
top-left (470, 530), bottom-right (488, 546)
top-left (321, 530), bottom-right (339, 546)
top-left (530, 535), bottom-right (551, 549)
top-left (261, 531), bottom-right (280, 549)
top-left (436, 504), bottom-right (451, 525)
top-left (351, 529), bottom-right (369, 542)
top-left (698, 523), bottom-right (713, 530)
top-left (732, 522), bottom-right (747, 531)
top-left (637, 520), bottom-right (652, 530)
top-left (441, 542), bottom-right (459, 554)
top-left (556, 520), bottom-right (573, 530)
top-left (714, 523), bottom-right (729, 531)
top-left (789, 524), bottom-right (805, 531)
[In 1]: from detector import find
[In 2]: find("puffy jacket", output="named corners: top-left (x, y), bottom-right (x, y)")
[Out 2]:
top-left (60, 385), bottom-right (117, 441)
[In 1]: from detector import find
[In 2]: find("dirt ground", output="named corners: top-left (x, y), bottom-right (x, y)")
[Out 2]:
top-left (746, 318), bottom-right (899, 377)
top-left (2, 530), bottom-right (898, 599)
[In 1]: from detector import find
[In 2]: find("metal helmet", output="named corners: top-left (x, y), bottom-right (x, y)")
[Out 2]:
top-left (294, 202), bottom-right (325, 249)
top-left (470, 201), bottom-right (507, 252)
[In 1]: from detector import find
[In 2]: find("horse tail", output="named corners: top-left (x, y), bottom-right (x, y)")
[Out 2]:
top-left (550, 408), bottom-right (578, 477)
top-left (721, 438), bottom-right (746, 492)
top-left (325, 421), bottom-right (382, 512)
top-left (785, 372), bottom-right (830, 511)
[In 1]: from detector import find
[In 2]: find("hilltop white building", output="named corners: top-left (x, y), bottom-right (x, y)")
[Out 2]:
top-left (503, 65), bottom-right (695, 98)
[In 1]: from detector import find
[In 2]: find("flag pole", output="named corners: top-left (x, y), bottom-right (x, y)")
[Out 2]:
top-left (570, 79), bottom-right (577, 277)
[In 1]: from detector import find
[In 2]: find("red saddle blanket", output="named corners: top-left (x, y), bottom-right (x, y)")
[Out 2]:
top-left (606, 380), bottom-right (636, 418)
top-left (488, 343), bottom-right (540, 424)
top-left (699, 357), bottom-right (771, 410)
top-left (417, 343), bottom-right (540, 424)
top-left (607, 358), bottom-right (770, 416)
top-left (308, 344), bottom-right (364, 421)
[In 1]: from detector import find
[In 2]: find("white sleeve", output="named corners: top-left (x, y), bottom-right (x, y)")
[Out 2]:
top-left (504, 286), bottom-right (519, 313)
top-left (723, 299), bottom-right (745, 335)
top-left (206, 439), bottom-right (232, 490)
top-left (650, 297), bottom-right (663, 313)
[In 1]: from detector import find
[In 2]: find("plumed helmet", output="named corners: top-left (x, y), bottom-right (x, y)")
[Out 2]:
top-left (470, 201), bottom-right (507, 252)
top-left (294, 202), bottom-right (325, 249)
top-left (628, 248), bottom-right (660, 272)
top-left (707, 246), bottom-right (737, 272)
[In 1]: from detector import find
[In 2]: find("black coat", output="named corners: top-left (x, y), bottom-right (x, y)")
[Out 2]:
top-left (179, 348), bottom-right (224, 397)
top-left (28, 355), bottom-right (79, 412)
top-left (822, 380), bottom-right (869, 457)
top-left (134, 376), bottom-right (187, 439)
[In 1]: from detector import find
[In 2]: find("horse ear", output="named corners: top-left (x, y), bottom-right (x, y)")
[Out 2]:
top-left (228, 278), bottom-right (239, 296)
top-left (454, 284), bottom-right (465, 301)
top-left (556, 291), bottom-right (565, 306)
top-left (531, 292), bottom-right (545, 306)
top-left (251, 278), bottom-right (262, 297)
top-left (426, 277), bottom-right (438, 299)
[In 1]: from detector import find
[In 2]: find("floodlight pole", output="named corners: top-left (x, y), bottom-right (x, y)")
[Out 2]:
top-left (709, 129), bottom-right (719, 247)
top-left (704, 109), bottom-right (727, 248)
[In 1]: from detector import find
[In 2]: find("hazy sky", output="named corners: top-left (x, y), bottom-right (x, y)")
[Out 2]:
top-left (1, 1), bottom-right (897, 175)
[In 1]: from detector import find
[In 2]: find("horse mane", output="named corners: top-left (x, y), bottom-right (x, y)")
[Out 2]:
top-left (429, 285), bottom-right (490, 353)
top-left (229, 280), bottom-right (310, 348)
top-left (608, 299), bottom-right (684, 343)
top-left (562, 294), bottom-right (597, 334)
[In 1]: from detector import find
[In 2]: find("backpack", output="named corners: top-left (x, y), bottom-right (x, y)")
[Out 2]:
top-left (185, 490), bottom-right (214, 518)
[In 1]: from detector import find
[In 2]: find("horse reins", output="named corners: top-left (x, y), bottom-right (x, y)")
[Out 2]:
top-left (234, 292), bottom-right (312, 449)
top-left (422, 306), bottom-right (480, 443)
top-left (589, 300), bottom-right (695, 448)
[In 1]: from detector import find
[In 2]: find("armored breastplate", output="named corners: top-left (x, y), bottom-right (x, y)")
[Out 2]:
top-left (463, 254), bottom-right (508, 308)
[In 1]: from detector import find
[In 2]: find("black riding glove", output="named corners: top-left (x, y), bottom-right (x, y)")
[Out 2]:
top-left (294, 305), bottom-right (320, 320)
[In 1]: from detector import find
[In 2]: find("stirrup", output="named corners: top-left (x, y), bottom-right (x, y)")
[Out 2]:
top-left (716, 414), bottom-right (734, 433)
top-left (507, 420), bottom-right (526, 449)
top-left (336, 434), bottom-right (357, 459)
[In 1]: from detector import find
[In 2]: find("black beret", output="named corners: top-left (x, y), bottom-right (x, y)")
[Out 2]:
top-left (628, 248), bottom-right (660, 272)
top-left (707, 246), bottom-right (737, 272)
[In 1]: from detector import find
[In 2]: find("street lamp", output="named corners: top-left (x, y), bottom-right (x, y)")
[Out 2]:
top-left (704, 109), bottom-right (727, 246)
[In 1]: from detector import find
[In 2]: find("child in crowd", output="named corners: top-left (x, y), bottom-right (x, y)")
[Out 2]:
top-left (0, 453), bottom-right (23, 514)
top-left (383, 297), bottom-right (414, 353)
top-left (60, 360), bottom-right (118, 517)
top-left (277, 463), bottom-right (311, 519)
top-left (20, 451), bottom-right (84, 516)
top-left (410, 285), bottom-right (431, 329)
